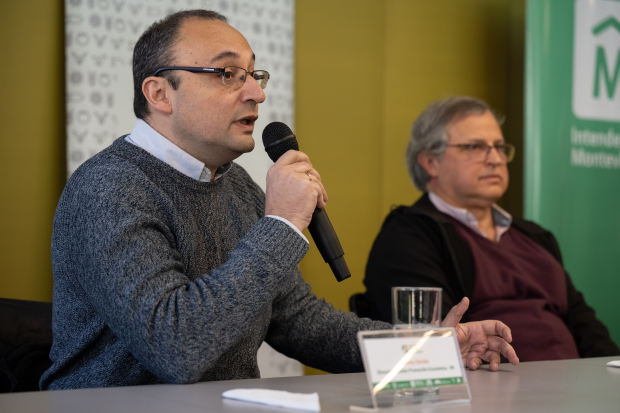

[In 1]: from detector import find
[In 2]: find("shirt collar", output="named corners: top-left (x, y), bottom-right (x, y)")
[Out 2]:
top-left (125, 119), bottom-right (232, 182)
top-left (428, 191), bottom-right (512, 242)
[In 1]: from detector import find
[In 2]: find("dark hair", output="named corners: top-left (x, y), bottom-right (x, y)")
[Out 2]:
top-left (132, 10), bottom-right (228, 120)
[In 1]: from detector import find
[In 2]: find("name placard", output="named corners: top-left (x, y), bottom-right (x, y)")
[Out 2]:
top-left (353, 327), bottom-right (471, 410)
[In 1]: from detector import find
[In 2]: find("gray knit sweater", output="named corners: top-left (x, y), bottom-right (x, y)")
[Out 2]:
top-left (41, 137), bottom-right (388, 390)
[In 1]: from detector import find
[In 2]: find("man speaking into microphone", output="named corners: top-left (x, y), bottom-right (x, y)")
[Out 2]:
top-left (42, 10), bottom-right (518, 390)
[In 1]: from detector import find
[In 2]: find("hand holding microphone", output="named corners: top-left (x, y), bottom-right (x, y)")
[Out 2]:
top-left (263, 122), bottom-right (351, 282)
top-left (264, 150), bottom-right (328, 232)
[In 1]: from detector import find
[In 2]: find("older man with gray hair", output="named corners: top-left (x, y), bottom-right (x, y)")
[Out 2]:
top-left (364, 96), bottom-right (619, 362)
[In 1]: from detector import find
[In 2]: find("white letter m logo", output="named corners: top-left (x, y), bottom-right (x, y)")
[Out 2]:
top-left (573, 0), bottom-right (620, 122)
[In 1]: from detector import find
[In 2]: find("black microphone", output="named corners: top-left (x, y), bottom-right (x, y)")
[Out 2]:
top-left (262, 122), bottom-right (351, 282)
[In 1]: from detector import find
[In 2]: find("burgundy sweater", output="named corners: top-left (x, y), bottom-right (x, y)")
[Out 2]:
top-left (450, 217), bottom-right (580, 361)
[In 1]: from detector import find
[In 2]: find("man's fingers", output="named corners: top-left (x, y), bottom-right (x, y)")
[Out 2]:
top-left (477, 320), bottom-right (513, 343)
top-left (466, 349), bottom-right (502, 372)
top-left (482, 336), bottom-right (519, 366)
top-left (265, 149), bottom-right (330, 231)
top-left (306, 169), bottom-right (322, 183)
top-left (283, 161), bottom-right (314, 176)
top-left (441, 297), bottom-right (469, 328)
top-left (466, 356), bottom-right (482, 370)
top-left (296, 167), bottom-right (328, 206)
top-left (309, 171), bottom-right (328, 204)
top-left (275, 149), bottom-right (311, 166)
top-left (487, 351), bottom-right (501, 371)
top-left (312, 180), bottom-right (327, 208)
top-left (273, 160), bottom-right (329, 205)
top-left (266, 148), bottom-right (331, 223)
top-left (287, 163), bottom-right (328, 196)
top-left (274, 152), bottom-right (327, 200)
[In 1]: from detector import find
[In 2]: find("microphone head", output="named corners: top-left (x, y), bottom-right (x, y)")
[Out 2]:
top-left (262, 122), bottom-right (299, 162)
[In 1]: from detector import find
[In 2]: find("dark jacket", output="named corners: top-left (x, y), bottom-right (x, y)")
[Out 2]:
top-left (364, 193), bottom-right (619, 358)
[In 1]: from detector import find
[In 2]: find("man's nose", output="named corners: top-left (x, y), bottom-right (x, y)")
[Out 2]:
top-left (240, 76), bottom-right (266, 104)
top-left (486, 146), bottom-right (505, 164)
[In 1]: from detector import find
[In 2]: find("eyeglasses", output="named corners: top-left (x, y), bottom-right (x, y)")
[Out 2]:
top-left (152, 66), bottom-right (270, 89)
top-left (446, 143), bottom-right (516, 163)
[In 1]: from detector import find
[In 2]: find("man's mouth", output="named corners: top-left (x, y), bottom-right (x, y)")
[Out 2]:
top-left (237, 116), bottom-right (258, 126)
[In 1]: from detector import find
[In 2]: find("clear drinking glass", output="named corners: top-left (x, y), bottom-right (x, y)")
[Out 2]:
top-left (392, 287), bottom-right (442, 328)
top-left (391, 287), bottom-right (443, 399)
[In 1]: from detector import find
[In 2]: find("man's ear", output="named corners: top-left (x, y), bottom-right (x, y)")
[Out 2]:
top-left (142, 76), bottom-right (173, 115)
top-left (417, 150), bottom-right (439, 179)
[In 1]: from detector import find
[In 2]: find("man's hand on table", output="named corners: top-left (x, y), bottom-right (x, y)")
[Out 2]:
top-left (442, 297), bottom-right (519, 371)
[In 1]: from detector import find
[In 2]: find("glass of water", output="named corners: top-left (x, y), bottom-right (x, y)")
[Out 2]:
top-left (392, 287), bottom-right (442, 328)
top-left (391, 287), bottom-right (443, 399)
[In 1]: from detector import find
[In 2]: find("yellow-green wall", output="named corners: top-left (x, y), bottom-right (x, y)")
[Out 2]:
top-left (0, 1), bottom-right (65, 302)
top-left (296, 0), bottom-right (525, 374)
top-left (0, 0), bottom-right (524, 375)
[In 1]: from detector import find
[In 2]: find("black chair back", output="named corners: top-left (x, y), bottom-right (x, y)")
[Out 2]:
top-left (0, 298), bottom-right (53, 393)
top-left (349, 293), bottom-right (371, 319)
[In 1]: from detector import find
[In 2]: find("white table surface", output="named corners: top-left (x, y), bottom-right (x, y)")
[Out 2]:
top-left (2, 356), bottom-right (619, 412)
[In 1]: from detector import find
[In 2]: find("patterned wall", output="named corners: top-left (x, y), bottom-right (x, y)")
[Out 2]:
top-left (65, 0), bottom-right (301, 377)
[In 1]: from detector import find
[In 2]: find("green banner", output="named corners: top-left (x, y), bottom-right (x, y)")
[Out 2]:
top-left (526, 0), bottom-right (620, 345)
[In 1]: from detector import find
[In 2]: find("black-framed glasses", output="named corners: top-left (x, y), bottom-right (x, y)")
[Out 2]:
top-left (446, 143), bottom-right (516, 163)
top-left (152, 66), bottom-right (270, 89)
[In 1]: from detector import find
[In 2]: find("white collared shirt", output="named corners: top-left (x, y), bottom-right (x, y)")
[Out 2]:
top-left (428, 191), bottom-right (512, 242)
top-left (125, 119), bottom-right (308, 243)
top-left (125, 119), bottom-right (232, 182)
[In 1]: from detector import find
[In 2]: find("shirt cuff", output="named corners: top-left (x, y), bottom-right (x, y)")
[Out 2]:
top-left (265, 215), bottom-right (309, 244)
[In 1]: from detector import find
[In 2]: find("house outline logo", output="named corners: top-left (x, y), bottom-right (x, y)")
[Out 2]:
top-left (572, 0), bottom-right (620, 122)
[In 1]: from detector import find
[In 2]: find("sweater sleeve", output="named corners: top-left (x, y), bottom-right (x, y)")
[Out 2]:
top-left (265, 268), bottom-right (390, 373)
top-left (60, 175), bottom-right (308, 384)
top-left (364, 211), bottom-right (463, 323)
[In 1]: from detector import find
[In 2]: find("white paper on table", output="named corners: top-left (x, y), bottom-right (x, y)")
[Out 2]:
top-left (222, 388), bottom-right (321, 412)
top-left (606, 360), bottom-right (620, 368)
